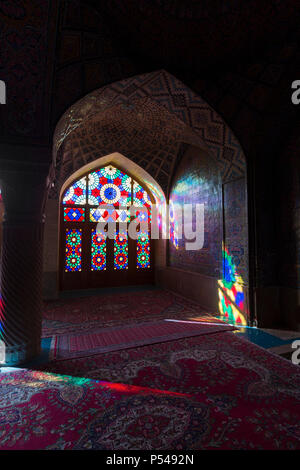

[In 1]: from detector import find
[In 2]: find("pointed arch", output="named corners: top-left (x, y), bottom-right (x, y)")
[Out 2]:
top-left (59, 156), bottom-right (165, 290)
top-left (59, 152), bottom-right (166, 209)
top-left (52, 69), bottom-right (246, 196)
top-left (46, 71), bottom-right (251, 326)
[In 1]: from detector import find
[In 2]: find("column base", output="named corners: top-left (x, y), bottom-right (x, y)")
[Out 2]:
top-left (0, 341), bottom-right (41, 366)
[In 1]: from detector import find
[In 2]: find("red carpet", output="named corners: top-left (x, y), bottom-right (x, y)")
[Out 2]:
top-left (4, 288), bottom-right (297, 449)
top-left (2, 332), bottom-right (300, 449)
top-left (50, 320), bottom-right (235, 360)
top-left (42, 289), bottom-right (220, 337)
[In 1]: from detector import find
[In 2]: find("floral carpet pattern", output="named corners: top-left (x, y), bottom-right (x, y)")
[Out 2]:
top-left (42, 289), bottom-right (217, 338)
top-left (1, 289), bottom-right (299, 449)
top-left (1, 332), bottom-right (300, 450)
top-left (40, 331), bottom-right (300, 398)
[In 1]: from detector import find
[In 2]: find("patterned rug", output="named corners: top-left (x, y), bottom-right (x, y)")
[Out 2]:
top-left (40, 330), bottom-right (300, 398)
top-left (50, 320), bottom-right (235, 360)
top-left (42, 289), bottom-right (218, 338)
top-left (2, 331), bottom-right (300, 450)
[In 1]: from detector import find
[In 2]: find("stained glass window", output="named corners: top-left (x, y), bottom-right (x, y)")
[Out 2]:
top-left (114, 230), bottom-right (128, 270)
top-left (135, 207), bottom-right (151, 224)
top-left (91, 229), bottom-right (106, 271)
top-left (90, 207), bottom-right (130, 223)
top-left (137, 230), bottom-right (150, 269)
top-left (133, 181), bottom-right (151, 209)
top-left (65, 229), bottom-right (82, 272)
top-left (62, 165), bottom-right (153, 276)
top-left (64, 208), bottom-right (85, 222)
top-left (63, 177), bottom-right (86, 205)
top-left (88, 166), bottom-right (132, 206)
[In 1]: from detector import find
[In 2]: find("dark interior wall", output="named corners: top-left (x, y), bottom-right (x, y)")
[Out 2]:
top-left (51, 0), bottom-right (138, 128)
top-left (168, 145), bottom-right (222, 279)
top-left (278, 122), bottom-right (300, 330)
top-left (0, 0), bottom-right (53, 142)
top-left (0, 200), bottom-right (4, 253)
top-left (279, 123), bottom-right (300, 290)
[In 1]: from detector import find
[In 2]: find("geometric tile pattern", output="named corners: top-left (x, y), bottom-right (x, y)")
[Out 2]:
top-left (51, 70), bottom-right (247, 198)
top-left (63, 207), bottom-right (85, 222)
top-left (90, 208), bottom-right (129, 223)
top-left (223, 178), bottom-right (249, 284)
top-left (169, 146), bottom-right (222, 278)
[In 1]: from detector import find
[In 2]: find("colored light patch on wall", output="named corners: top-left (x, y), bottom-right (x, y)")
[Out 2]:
top-left (65, 229), bottom-right (82, 272)
top-left (168, 150), bottom-right (222, 278)
top-left (137, 231), bottom-right (150, 269)
top-left (90, 207), bottom-right (130, 223)
top-left (91, 229), bottom-right (106, 271)
top-left (114, 230), bottom-right (128, 270)
top-left (88, 166), bottom-right (131, 206)
top-left (218, 279), bottom-right (245, 311)
top-left (63, 208), bottom-right (85, 222)
top-left (170, 224), bottom-right (179, 249)
top-left (169, 201), bottom-right (179, 249)
top-left (218, 245), bottom-right (247, 326)
top-left (218, 287), bottom-right (247, 326)
top-left (63, 177), bottom-right (86, 205)
top-left (222, 247), bottom-right (237, 289)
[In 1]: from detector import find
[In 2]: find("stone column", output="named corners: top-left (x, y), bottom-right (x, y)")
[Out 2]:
top-left (0, 167), bottom-right (48, 365)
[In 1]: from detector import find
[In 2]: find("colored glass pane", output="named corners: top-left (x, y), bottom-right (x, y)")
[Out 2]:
top-left (135, 207), bottom-right (151, 224)
top-left (133, 181), bottom-right (151, 209)
top-left (90, 207), bottom-right (130, 223)
top-left (64, 208), bottom-right (85, 222)
top-left (62, 177), bottom-right (86, 205)
top-left (65, 229), bottom-right (82, 272)
top-left (62, 166), bottom-right (154, 275)
top-left (88, 165), bottom-right (132, 206)
top-left (114, 230), bottom-right (128, 270)
top-left (91, 229), bottom-right (106, 271)
top-left (137, 231), bottom-right (150, 269)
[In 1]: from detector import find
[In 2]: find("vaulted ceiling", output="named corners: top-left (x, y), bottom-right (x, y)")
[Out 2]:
top-left (0, 0), bottom-right (299, 169)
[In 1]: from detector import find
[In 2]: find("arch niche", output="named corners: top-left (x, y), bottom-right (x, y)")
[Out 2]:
top-left (47, 70), bottom-right (251, 326)
top-left (58, 153), bottom-right (166, 291)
